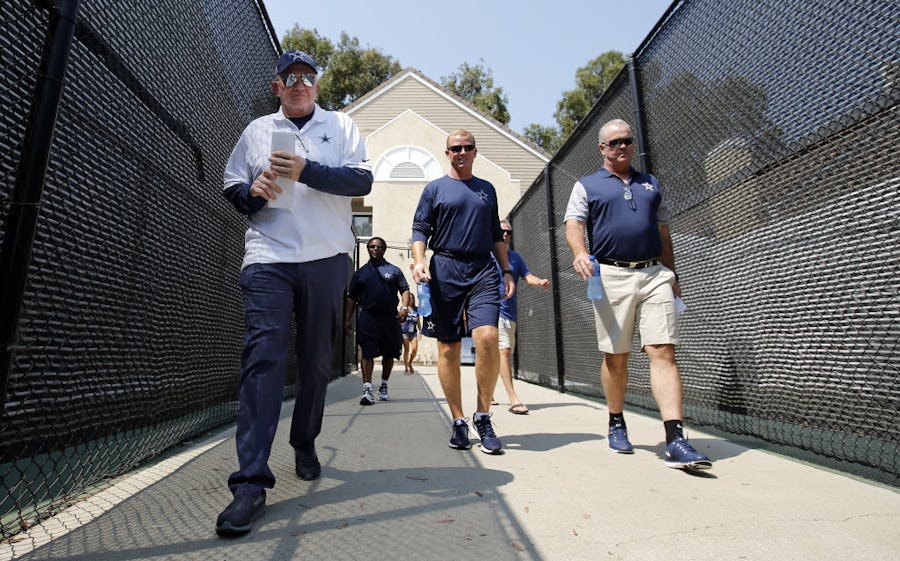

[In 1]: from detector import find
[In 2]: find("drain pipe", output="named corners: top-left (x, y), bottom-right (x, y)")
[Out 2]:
top-left (627, 55), bottom-right (652, 174)
top-left (0, 0), bottom-right (81, 403)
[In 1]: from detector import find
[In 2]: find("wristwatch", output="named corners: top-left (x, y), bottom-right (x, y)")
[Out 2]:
top-left (502, 269), bottom-right (513, 275)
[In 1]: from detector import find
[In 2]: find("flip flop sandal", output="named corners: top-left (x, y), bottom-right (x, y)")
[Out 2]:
top-left (508, 403), bottom-right (529, 415)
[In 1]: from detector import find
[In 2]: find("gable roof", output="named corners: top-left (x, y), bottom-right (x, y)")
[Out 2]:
top-left (344, 68), bottom-right (550, 163)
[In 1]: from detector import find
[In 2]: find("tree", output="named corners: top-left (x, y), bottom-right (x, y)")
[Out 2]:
top-left (522, 123), bottom-right (563, 153)
top-left (555, 51), bottom-right (626, 139)
top-left (281, 27), bottom-right (402, 110)
top-left (523, 50), bottom-right (626, 152)
top-left (441, 60), bottom-right (511, 125)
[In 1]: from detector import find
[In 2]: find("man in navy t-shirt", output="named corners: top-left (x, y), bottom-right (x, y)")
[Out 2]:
top-left (411, 130), bottom-right (514, 455)
top-left (345, 237), bottom-right (412, 405)
top-left (564, 119), bottom-right (711, 470)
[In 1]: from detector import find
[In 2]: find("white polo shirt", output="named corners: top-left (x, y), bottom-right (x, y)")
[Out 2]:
top-left (223, 105), bottom-right (370, 268)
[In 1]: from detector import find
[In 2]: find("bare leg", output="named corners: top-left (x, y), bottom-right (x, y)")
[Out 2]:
top-left (601, 352), bottom-right (629, 414)
top-left (644, 344), bottom-right (683, 420)
top-left (408, 337), bottom-right (418, 372)
top-left (361, 357), bottom-right (374, 384)
top-left (381, 357), bottom-right (394, 382)
top-left (402, 340), bottom-right (411, 372)
top-left (472, 324), bottom-right (500, 413)
top-left (437, 341), bottom-right (463, 419)
top-left (496, 347), bottom-right (526, 411)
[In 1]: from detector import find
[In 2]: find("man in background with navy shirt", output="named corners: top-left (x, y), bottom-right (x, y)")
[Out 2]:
top-left (564, 119), bottom-right (711, 470)
top-left (345, 236), bottom-right (412, 405)
top-left (411, 130), bottom-right (514, 455)
top-left (217, 50), bottom-right (372, 536)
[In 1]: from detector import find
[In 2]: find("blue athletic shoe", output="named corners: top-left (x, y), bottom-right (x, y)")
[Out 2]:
top-left (608, 424), bottom-right (634, 454)
top-left (664, 437), bottom-right (712, 469)
top-left (449, 418), bottom-right (471, 450)
top-left (473, 414), bottom-right (503, 455)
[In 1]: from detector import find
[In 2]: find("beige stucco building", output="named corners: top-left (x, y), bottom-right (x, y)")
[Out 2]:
top-left (343, 69), bottom-right (549, 363)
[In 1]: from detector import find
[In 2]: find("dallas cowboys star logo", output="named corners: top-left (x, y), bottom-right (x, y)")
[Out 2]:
top-left (426, 320), bottom-right (435, 330)
top-left (476, 190), bottom-right (489, 202)
top-left (642, 182), bottom-right (654, 191)
top-left (319, 133), bottom-right (331, 144)
top-left (383, 273), bottom-right (391, 280)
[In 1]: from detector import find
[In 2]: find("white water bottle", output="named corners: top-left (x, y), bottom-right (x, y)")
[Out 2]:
top-left (587, 256), bottom-right (603, 300)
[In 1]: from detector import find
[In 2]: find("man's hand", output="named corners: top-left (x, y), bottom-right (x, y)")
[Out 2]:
top-left (269, 150), bottom-right (307, 182)
top-left (249, 169), bottom-right (282, 200)
top-left (412, 262), bottom-right (431, 283)
top-left (572, 252), bottom-right (593, 280)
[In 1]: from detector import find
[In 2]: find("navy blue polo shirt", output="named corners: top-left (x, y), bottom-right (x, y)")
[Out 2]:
top-left (347, 259), bottom-right (409, 314)
top-left (564, 167), bottom-right (670, 261)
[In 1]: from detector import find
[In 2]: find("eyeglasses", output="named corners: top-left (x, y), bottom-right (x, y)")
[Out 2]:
top-left (367, 244), bottom-right (385, 250)
top-left (602, 137), bottom-right (635, 148)
top-left (447, 144), bottom-right (476, 153)
top-left (623, 184), bottom-right (636, 210)
top-left (280, 72), bottom-right (317, 88)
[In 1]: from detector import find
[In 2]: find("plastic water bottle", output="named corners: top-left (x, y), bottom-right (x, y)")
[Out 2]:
top-left (587, 256), bottom-right (603, 300)
top-left (417, 282), bottom-right (432, 316)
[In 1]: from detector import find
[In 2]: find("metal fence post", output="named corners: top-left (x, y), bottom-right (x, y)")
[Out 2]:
top-left (544, 166), bottom-right (567, 392)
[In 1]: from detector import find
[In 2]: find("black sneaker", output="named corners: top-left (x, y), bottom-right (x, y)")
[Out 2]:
top-left (473, 414), bottom-right (503, 455)
top-left (295, 446), bottom-right (321, 480)
top-left (448, 418), bottom-right (471, 450)
top-left (378, 382), bottom-right (390, 401)
top-left (215, 491), bottom-right (265, 537)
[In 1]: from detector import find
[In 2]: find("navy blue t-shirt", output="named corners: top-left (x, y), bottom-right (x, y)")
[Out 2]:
top-left (497, 251), bottom-right (529, 321)
top-left (411, 176), bottom-right (503, 256)
top-left (348, 259), bottom-right (409, 314)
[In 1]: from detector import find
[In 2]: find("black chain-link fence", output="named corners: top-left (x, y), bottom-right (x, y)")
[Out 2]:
top-left (511, 0), bottom-right (898, 481)
top-left (0, 0), bottom-right (356, 542)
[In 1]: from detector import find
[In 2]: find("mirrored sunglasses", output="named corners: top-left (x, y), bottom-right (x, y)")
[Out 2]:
top-left (448, 144), bottom-right (476, 153)
top-left (604, 137), bottom-right (634, 148)
top-left (281, 72), bottom-right (317, 88)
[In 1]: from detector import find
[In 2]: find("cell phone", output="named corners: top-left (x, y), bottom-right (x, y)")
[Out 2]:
top-left (268, 131), bottom-right (295, 209)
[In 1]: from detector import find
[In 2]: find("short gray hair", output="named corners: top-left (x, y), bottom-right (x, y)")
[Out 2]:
top-left (598, 119), bottom-right (632, 143)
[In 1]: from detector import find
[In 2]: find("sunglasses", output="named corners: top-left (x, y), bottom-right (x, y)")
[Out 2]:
top-left (280, 72), bottom-right (317, 88)
top-left (447, 144), bottom-right (476, 153)
top-left (367, 244), bottom-right (385, 250)
top-left (603, 137), bottom-right (635, 148)
top-left (501, 229), bottom-right (513, 235)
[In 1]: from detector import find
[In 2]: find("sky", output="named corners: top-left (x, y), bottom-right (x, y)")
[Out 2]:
top-left (262, 0), bottom-right (675, 134)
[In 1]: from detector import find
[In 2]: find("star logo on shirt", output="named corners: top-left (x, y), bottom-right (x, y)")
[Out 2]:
top-left (642, 182), bottom-right (654, 191)
top-left (383, 273), bottom-right (392, 280)
top-left (426, 320), bottom-right (435, 330)
top-left (476, 190), bottom-right (489, 202)
top-left (319, 133), bottom-right (331, 144)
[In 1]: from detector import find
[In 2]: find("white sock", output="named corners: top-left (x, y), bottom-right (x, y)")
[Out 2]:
top-left (473, 411), bottom-right (490, 421)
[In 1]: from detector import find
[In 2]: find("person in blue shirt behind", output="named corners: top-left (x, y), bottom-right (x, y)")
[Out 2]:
top-left (216, 50), bottom-right (372, 537)
top-left (493, 219), bottom-right (550, 415)
top-left (344, 237), bottom-right (412, 404)
top-left (564, 118), bottom-right (711, 471)
top-left (411, 130), bottom-right (514, 456)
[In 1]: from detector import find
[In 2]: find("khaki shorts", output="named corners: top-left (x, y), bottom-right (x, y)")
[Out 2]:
top-left (498, 317), bottom-right (516, 350)
top-left (592, 264), bottom-right (678, 354)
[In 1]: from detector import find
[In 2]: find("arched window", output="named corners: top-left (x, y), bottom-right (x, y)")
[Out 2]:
top-left (374, 146), bottom-right (443, 182)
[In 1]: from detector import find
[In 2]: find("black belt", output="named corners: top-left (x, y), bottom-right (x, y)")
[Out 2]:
top-left (598, 257), bottom-right (659, 269)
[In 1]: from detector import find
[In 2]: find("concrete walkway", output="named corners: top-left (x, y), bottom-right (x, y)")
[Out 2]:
top-left (5, 365), bottom-right (898, 561)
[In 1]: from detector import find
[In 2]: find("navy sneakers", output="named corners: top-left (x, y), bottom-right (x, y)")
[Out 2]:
top-left (473, 414), bottom-right (503, 455)
top-left (448, 418), bottom-right (471, 450)
top-left (215, 491), bottom-right (266, 537)
top-left (664, 437), bottom-right (713, 469)
top-left (608, 424), bottom-right (634, 454)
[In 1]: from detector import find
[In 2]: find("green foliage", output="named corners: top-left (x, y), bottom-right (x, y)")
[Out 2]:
top-left (554, 51), bottom-right (626, 140)
top-left (522, 123), bottom-right (562, 153)
top-left (523, 50), bottom-right (626, 152)
top-left (281, 27), bottom-right (402, 110)
top-left (440, 60), bottom-right (511, 125)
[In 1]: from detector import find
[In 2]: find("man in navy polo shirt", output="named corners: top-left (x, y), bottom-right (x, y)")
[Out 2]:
top-left (564, 119), bottom-right (712, 470)
top-left (217, 50), bottom-right (372, 536)
top-left (345, 237), bottom-right (412, 405)
top-left (411, 130), bottom-right (515, 455)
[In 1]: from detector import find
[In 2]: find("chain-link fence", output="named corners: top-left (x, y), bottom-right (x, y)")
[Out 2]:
top-left (0, 0), bottom-right (356, 543)
top-left (511, 0), bottom-right (898, 481)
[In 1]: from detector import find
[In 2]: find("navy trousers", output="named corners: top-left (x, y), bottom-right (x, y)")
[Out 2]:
top-left (228, 255), bottom-right (349, 496)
